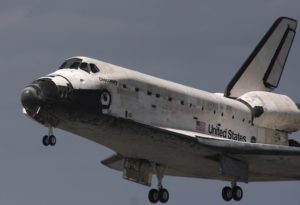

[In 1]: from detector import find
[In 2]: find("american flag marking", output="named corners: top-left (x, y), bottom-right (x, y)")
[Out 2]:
top-left (196, 121), bottom-right (206, 133)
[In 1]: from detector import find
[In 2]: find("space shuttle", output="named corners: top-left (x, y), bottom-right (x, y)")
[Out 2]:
top-left (21, 17), bottom-right (300, 203)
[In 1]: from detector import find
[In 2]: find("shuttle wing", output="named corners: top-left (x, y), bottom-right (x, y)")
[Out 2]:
top-left (225, 17), bottom-right (297, 98)
top-left (102, 124), bottom-right (300, 182)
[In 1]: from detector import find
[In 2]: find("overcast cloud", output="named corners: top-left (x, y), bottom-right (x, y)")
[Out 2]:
top-left (1, 1), bottom-right (300, 205)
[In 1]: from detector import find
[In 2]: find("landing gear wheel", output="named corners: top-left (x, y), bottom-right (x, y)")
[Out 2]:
top-left (49, 135), bottom-right (56, 146)
top-left (158, 188), bottom-right (169, 203)
top-left (43, 127), bottom-right (56, 147)
top-left (42, 135), bottom-right (50, 146)
top-left (232, 186), bottom-right (243, 201)
top-left (222, 186), bottom-right (233, 201)
top-left (148, 189), bottom-right (159, 204)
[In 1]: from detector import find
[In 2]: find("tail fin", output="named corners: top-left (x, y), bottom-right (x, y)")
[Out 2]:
top-left (225, 17), bottom-right (297, 98)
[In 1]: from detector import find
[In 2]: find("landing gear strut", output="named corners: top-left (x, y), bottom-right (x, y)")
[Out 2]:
top-left (42, 127), bottom-right (56, 146)
top-left (148, 163), bottom-right (169, 204)
top-left (222, 181), bottom-right (243, 201)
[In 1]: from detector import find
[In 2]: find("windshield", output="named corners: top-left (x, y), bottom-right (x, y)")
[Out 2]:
top-left (59, 58), bottom-right (82, 69)
top-left (58, 58), bottom-right (100, 73)
top-left (80, 62), bottom-right (90, 73)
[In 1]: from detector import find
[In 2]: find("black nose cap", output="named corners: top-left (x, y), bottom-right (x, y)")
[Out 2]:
top-left (21, 86), bottom-right (40, 110)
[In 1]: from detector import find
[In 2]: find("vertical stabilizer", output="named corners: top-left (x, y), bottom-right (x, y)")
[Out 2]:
top-left (225, 17), bottom-right (297, 98)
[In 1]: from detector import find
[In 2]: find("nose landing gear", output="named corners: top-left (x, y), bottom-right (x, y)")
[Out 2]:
top-left (42, 127), bottom-right (56, 146)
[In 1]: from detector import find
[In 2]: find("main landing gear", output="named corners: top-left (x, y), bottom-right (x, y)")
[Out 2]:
top-left (222, 181), bottom-right (243, 202)
top-left (148, 164), bottom-right (170, 204)
top-left (42, 127), bottom-right (56, 146)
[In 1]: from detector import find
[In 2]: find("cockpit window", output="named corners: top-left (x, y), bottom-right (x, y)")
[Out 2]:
top-left (59, 58), bottom-right (82, 69)
top-left (80, 63), bottom-right (90, 73)
top-left (59, 62), bottom-right (67, 69)
top-left (70, 62), bottom-right (81, 69)
top-left (90, 63), bottom-right (100, 73)
top-left (58, 58), bottom-right (100, 74)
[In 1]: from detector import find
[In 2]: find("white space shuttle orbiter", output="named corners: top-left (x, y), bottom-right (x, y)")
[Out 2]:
top-left (21, 17), bottom-right (300, 203)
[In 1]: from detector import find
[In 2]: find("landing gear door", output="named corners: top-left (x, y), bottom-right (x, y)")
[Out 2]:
top-left (123, 158), bottom-right (152, 187)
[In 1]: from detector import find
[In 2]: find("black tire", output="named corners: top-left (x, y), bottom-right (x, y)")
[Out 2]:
top-left (49, 135), bottom-right (56, 146)
top-left (158, 188), bottom-right (169, 203)
top-left (232, 186), bottom-right (243, 201)
top-left (148, 189), bottom-right (159, 204)
top-left (222, 186), bottom-right (233, 201)
top-left (42, 135), bottom-right (49, 146)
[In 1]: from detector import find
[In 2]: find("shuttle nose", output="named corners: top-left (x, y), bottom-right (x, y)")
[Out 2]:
top-left (21, 79), bottom-right (59, 113)
top-left (21, 86), bottom-right (41, 111)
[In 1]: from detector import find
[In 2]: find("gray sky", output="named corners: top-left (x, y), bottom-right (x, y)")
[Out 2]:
top-left (1, 0), bottom-right (300, 204)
